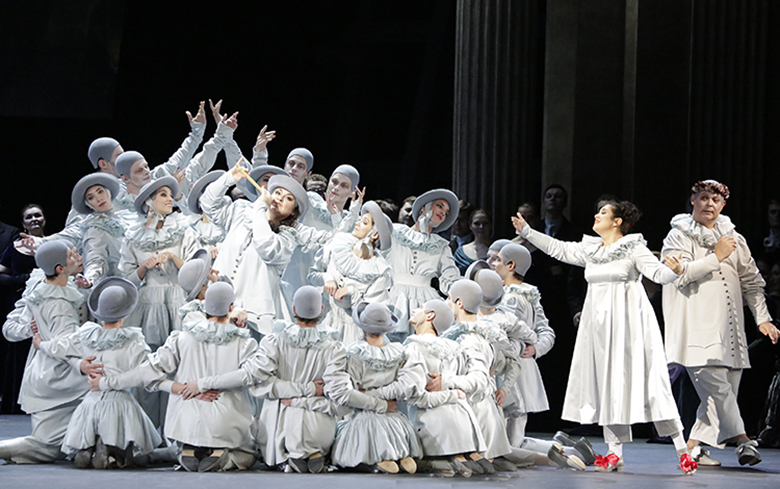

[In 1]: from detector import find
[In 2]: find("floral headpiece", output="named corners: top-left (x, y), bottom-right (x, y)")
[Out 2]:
top-left (691, 180), bottom-right (729, 200)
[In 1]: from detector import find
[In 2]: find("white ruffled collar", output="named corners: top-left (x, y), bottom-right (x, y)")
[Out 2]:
top-left (392, 223), bottom-right (449, 254)
top-left (27, 280), bottom-right (86, 309)
top-left (403, 334), bottom-right (460, 359)
top-left (330, 233), bottom-right (391, 281)
top-left (347, 341), bottom-right (405, 370)
top-left (78, 322), bottom-right (145, 351)
top-left (277, 322), bottom-right (339, 349)
top-left (179, 299), bottom-right (205, 320)
top-left (504, 283), bottom-right (540, 303)
top-left (184, 319), bottom-right (249, 344)
top-left (125, 212), bottom-right (189, 252)
top-left (81, 212), bottom-right (127, 238)
top-left (440, 319), bottom-right (503, 343)
top-left (580, 233), bottom-right (647, 265)
top-left (670, 213), bottom-right (735, 248)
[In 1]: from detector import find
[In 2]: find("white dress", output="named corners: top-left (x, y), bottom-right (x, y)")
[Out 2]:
top-left (120, 213), bottom-right (199, 347)
top-left (327, 341), bottom-right (423, 467)
top-left (38, 323), bottom-right (161, 457)
top-left (520, 227), bottom-right (682, 426)
top-left (308, 233), bottom-right (393, 345)
top-left (81, 213), bottom-right (128, 284)
top-left (385, 224), bottom-right (461, 336)
top-left (402, 335), bottom-right (485, 456)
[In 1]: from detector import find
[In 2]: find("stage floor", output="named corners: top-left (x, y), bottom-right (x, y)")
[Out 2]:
top-left (2, 414), bottom-right (779, 488)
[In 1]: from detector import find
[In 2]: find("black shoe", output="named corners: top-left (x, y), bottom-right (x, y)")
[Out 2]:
top-left (553, 431), bottom-right (576, 447)
top-left (199, 449), bottom-right (228, 472)
top-left (574, 438), bottom-right (597, 465)
top-left (287, 457), bottom-right (309, 473)
top-left (74, 449), bottom-right (94, 469)
top-left (491, 457), bottom-right (517, 472)
top-left (178, 445), bottom-right (200, 472)
top-left (463, 459), bottom-right (484, 475)
top-left (92, 438), bottom-right (109, 469)
top-left (308, 454), bottom-right (326, 473)
top-left (474, 457), bottom-right (495, 474)
top-left (736, 440), bottom-right (761, 466)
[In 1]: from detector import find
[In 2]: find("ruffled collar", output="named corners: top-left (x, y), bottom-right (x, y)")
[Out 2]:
top-left (278, 322), bottom-right (339, 349)
top-left (189, 216), bottom-right (227, 246)
top-left (580, 233), bottom-right (647, 265)
top-left (125, 212), bottom-right (189, 251)
top-left (403, 334), bottom-right (460, 359)
top-left (81, 212), bottom-right (127, 238)
top-left (27, 280), bottom-right (86, 309)
top-left (392, 223), bottom-right (449, 254)
top-left (441, 319), bottom-right (503, 344)
top-left (184, 319), bottom-right (249, 344)
top-left (504, 283), bottom-right (540, 303)
top-left (179, 299), bottom-right (205, 320)
top-left (347, 341), bottom-right (405, 370)
top-left (670, 213), bottom-right (736, 248)
top-left (78, 322), bottom-right (144, 351)
top-left (330, 232), bottom-right (391, 281)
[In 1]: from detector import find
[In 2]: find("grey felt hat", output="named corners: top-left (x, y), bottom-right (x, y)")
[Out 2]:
top-left (412, 189), bottom-right (459, 232)
top-left (449, 279), bottom-right (483, 314)
top-left (242, 165), bottom-right (289, 202)
top-left (351, 301), bottom-right (398, 335)
top-left (331, 164), bottom-right (360, 190)
top-left (293, 285), bottom-right (323, 319)
top-left (177, 249), bottom-right (213, 301)
top-left (287, 148), bottom-right (314, 171)
top-left (465, 259), bottom-right (491, 281)
top-left (423, 299), bottom-right (455, 336)
top-left (116, 150), bottom-right (145, 178)
top-left (489, 239), bottom-right (513, 252)
top-left (267, 174), bottom-right (309, 219)
top-left (472, 269), bottom-right (504, 309)
top-left (188, 170), bottom-right (224, 214)
top-left (204, 281), bottom-right (234, 317)
top-left (501, 243), bottom-right (532, 276)
top-left (71, 173), bottom-right (121, 215)
top-left (88, 277), bottom-right (138, 322)
top-left (134, 176), bottom-right (180, 215)
top-left (88, 137), bottom-right (120, 169)
top-left (35, 240), bottom-right (71, 275)
top-left (360, 201), bottom-right (393, 251)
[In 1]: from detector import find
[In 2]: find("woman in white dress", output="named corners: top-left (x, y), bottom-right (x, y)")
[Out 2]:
top-left (308, 200), bottom-right (393, 345)
top-left (386, 189), bottom-right (461, 339)
top-left (32, 277), bottom-right (161, 469)
top-left (511, 200), bottom-right (698, 474)
top-left (327, 302), bottom-right (423, 473)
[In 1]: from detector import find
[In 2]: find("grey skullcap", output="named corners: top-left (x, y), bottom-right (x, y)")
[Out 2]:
top-left (116, 151), bottom-right (145, 178)
top-left (360, 201), bottom-right (393, 251)
top-left (293, 285), bottom-right (323, 319)
top-left (489, 239), bottom-right (513, 252)
top-left (134, 176), bottom-right (180, 215)
top-left (88, 137), bottom-right (121, 169)
top-left (267, 174), bottom-right (309, 218)
top-left (351, 302), bottom-right (398, 335)
top-left (71, 173), bottom-right (121, 215)
top-left (287, 148), bottom-right (314, 171)
top-left (412, 189), bottom-right (459, 232)
top-left (465, 259), bottom-right (491, 281)
top-left (423, 299), bottom-right (455, 336)
top-left (331, 164), bottom-right (360, 190)
top-left (88, 277), bottom-right (138, 322)
top-left (177, 249), bottom-right (213, 301)
top-left (473, 269), bottom-right (504, 309)
top-left (449, 279), bottom-right (483, 314)
top-left (35, 240), bottom-right (71, 275)
top-left (501, 243), bottom-right (532, 276)
top-left (204, 281), bottom-right (234, 317)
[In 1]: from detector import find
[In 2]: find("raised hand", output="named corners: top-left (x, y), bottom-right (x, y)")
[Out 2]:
top-left (352, 186), bottom-right (366, 206)
top-left (209, 99), bottom-right (224, 125)
top-left (222, 111), bottom-right (239, 131)
top-left (254, 125), bottom-right (276, 153)
top-left (186, 101), bottom-right (207, 124)
top-left (511, 212), bottom-right (526, 234)
top-left (17, 233), bottom-right (37, 254)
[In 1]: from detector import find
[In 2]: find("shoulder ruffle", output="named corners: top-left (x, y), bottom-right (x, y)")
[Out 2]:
top-left (278, 322), bottom-right (339, 349)
top-left (27, 281), bottom-right (86, 309)
top-left (79, 323), bottom-right (145, 351)
top-left (403, 334), bottom-right (460, 359)
top-left (440, 320), bottom-right (504, 343)
top-left (505, 283), bottom-right (540, 303)
top-left (582, 233), bottom-right (647, 265)
top-left (184, 319), bottom-right (249, 344)
top-left (125, 212), bottom-right (189, 252)
top-left (189, 218), bottom-right (226, 246)
top-left (392, 224), bottom-right (449, 254)
top-left (669, 213), bottom-right (735, 249)
top-left (347, 341), bottom-right (405, 370)
top-left (82, 213), bottom-right (127, 239)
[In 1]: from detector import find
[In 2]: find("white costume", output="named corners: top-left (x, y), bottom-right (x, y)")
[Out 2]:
top-left (662, 213), bottom-right (771, 447)
top-left (308, 232), bottom-right (393, 345)
top-left (37, 323), bottom-right (161, 458)
top-left (81, 214), bottom-right (128, 284)
top-left (386, 224), bottom-right (460, 336)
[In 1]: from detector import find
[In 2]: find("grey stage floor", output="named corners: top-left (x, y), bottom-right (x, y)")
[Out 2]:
top-left (2, 414), bottom-right (779, 488)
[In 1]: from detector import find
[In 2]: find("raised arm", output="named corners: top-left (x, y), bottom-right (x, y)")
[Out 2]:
top-left (153, 102), bottom-right (207, 178)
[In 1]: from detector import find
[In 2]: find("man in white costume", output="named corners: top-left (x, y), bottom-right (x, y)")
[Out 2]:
top-left (662, 179), bottom-right (780, 466)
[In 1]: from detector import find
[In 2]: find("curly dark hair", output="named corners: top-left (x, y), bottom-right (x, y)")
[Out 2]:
top-left (269, 207), bottom-right (301, 233)
top-left (601, 200), bottom-right (642, 235)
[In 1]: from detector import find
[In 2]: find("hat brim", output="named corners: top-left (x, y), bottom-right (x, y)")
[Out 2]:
top-left (71, 174), bottom-right (121, 215)
top-left (350, 301), bottom-right (399, 335)
top-left (465, 260), bottom-right (491, 281)
top-left (267, 174), bottom-right (309, 218)
top-left (187, 170), bottom-right (225, 214)
top-left (412, 189), bottom-right (459, 232)
top-left (134, 176), bottom-right (180, 215)
top-left (88, 277), bottom-right (138, 322)
top-left (242, 166), bottom-right (289, 202)
top-left (184, 248), bottom-right (213, 301)
top-left (361, 201), bottom-right (393, 251)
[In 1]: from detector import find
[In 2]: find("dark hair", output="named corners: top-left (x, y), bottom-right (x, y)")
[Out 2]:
top-left (459, 199), bottom-right (475, 215)
top-left (601, 200), bottom-right (642, 234)
top-left (206, 313), bottom-right (230, 321)
top-left (375, 199), bottom-right (399, 222)
top-left (594, 194), bottom-right (619, 212)
top-left (543, 183), bottom-right (568, 203)
top-left (469, 208), bottom-right (491, 224)
top-left (402, 195), bottom-right (417, 207)
top-left (269, 207), bottom-right (301, 234)
top-left (294, 314), bottom-right (321, 326)
top-left (21, 203), bottom-right (45, 218)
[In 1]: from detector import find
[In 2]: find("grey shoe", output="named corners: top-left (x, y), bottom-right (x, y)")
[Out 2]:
top-left (308, 454), bottom-right (326, 473)
top-left (574, 438), bottom-right (597, 465)
top-left (491, 457), bottom-right (517, 472)
top-left (692, 446), bottom-right (721, 467)
top-left (474, 457), bottom-right (496, 474)
top-left (287, 457), bottom-right (309, 473)
top-left (429, 459), bottom-right (455, 477)
top-left (92, 438), bottom-right (109, 469)
top-left (198, 449), bottom-right (228, 472)
top-left (553, 431), bottom-right (576, 447)
top-left (548, 442), bottom-right (586, 471)
top-left (736, 440), bottom-right (761, 466)
top-left (463, 459), bottom-right (484, 475)
top-left (448, 458), bottom-right (472, 478)
top-left (74, 449), bottom-right (94, 469)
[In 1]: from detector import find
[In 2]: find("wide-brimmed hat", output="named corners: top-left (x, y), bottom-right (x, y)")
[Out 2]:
top-left (35, 240), bottom-right (71, 275)
top-left (360, 201), bottom-right (393, 251)
top-left (351, 301), bottom-right (398, 335)
top-left (177, 249), bottom-right (213, 301)
top-left (134, 176), bottom-right (180, 215)
top-left (267, 174), bottom-right (309, 219)
top-left (242, 165), bottom-right (289, 202)
top-left (465, 259), bottom-right (491, 281)
top-left (412, 189), bottom-right (459, 232)
top-left (188, 170), bottom-right (224, 214)
top-left (88, 277), bottom-right (138, 322)
top-left (423, 299), bottom-right (454, 336)
top-left (71, 174), bottom-right (121, 215)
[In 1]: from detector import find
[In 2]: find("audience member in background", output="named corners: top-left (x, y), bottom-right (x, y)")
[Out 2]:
top-left (397, 196), bottom-right (417, 227)
top-left (762, 199), bottom-right (780, 254)
top-left (453, 209), bottom-right (492, 275)
top-left (450, 200), bottom-right (475, 254)
top-left (305, 174), bottom-right (328, 199)
top-left (375, 199), bottom-right (399, 224)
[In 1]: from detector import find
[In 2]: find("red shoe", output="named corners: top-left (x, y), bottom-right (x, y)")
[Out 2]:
top-left (679, 453), bottom-right (698, 475)
top-left (594, 452), bottom-right (622, 472)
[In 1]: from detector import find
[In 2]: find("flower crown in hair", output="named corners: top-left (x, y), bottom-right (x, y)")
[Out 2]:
top-left (691, 180), bottom-right (729, 200)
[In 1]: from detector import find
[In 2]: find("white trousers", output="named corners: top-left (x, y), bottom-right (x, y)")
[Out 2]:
top-left (603, 418), bottom-right (683, 444)
top-left (686, 366), bottom-right (745, 448)
top-left (0, 399), bottom-right (81, 464)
